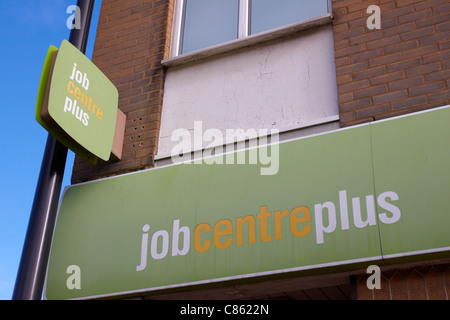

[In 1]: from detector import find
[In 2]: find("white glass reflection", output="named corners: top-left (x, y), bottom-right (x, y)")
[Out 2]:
top-left (250, 0), bottom-right (328, 35)
top-left (182, 0), bottom-right (239, 54)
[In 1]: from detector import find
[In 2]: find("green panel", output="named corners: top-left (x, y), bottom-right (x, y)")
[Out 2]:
top-left (36, 45), bottom-right (58, 130)
top-left (371, 107), bottom-right (450, 257)
top-left (36, 44), bottom-right (99, 164)
top-left (46, 126), bottom-right (382, 299)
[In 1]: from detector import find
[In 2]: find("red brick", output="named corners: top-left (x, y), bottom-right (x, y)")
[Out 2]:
top-left (383, 5), bottom-right (413, 20)
top-left (334, 10), bottom-right (364, 24)
top-left (369, 71), bottom-right (404, 86)
top-left (419, 31), bottom-right (450, 46)
top-left (440, 40), bottom-right (450, 50)
top-left (407, 270), bottom-right (428, 300)
top-left (391, 95), bottom-right (427, 110)
top-left (338, 79), bottom-right (370, 94)
top-left (382, 22), bottom-right (415, 38)
top-left (409, 81), bottom-right (445, 96)
top-left (356, 276), bottom-right (373, 300)
top-left (425, 268), bottom-right (447, 300)
top-left (436, 21), bottom-right (450, 32)
top-left (405, 62), bottom-right (442, 77)
top-left (351, 49), bottom-right (383, 63)
top-left (352, 66), bottom-right (386, 81)
top-left (414, 0), bottom-right (449, 11)
top-left (340, 111), bottom-right (355, 122)
top-left (336, 61), bottom-right (368, 76)
top-left (398, 9), bottom-right (432, 24)
top-left (372, 276), bottom-right (391, 300)
top-left (389, 77), bottom-right (424, 91)
top-left (390, 272), bottom-right (408, 300)
top-left (335, 44), bottom-right (367, 59)
top-left (407, 44), bottom-right (439, 59)
top-left (373, 90), bottom-right (408, 105)
top-left (339, 92), bottom-right (354, 103)
top-left (349, 30), bottom-right (382, 46)
top-left (383, 40), bottom-right (418, 54)
top-left (354, 85), bottom-right (388, 99)
top-left (416, 12), bottom-right (450, 28)
top-left (368, 52), bottom-right (403, 67)
top-left (355, 104), bottom-right (390, 119)
top-left (334, 26), bottom-right (364, 42)
top-left (428, 88), bottom-right (450, 103)
top-left (387, 58), bottom-right (421, 72)
top-left (341, 98), bottom-right (372, 112)
top-left (367, 35), bottom-right (400, 50)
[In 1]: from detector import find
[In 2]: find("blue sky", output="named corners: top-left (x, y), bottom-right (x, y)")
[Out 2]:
top-left (0, 0), bottom-right (102, 300)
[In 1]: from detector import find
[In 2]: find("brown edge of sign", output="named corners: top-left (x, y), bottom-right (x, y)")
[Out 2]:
top-left (111, 109), bottom-right (125, 161)
top-left (40, 50), bottom-right (125, 163)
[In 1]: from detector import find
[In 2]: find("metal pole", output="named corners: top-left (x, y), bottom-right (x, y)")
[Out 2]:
top-left (12, 0), bottom-right (95, 300)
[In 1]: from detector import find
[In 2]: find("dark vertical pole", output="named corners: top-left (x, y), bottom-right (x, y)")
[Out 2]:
top-left (12, 0), bottom-right (95, 300)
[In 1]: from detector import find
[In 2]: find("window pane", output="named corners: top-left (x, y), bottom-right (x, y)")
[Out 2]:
top-left (250, 0), bottom-right (328, 35)
top-left (182, 0), bottom-right (239, 54)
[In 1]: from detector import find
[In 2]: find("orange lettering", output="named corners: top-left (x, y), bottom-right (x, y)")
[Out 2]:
top-left (194, 223), bottom-right (211, 253)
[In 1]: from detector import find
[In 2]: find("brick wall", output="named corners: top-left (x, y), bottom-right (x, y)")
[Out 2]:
top-left (332, 0), bottom-right (450, 127)
top-left (71, 0), bottom-right (174, 183)
top-left (357, 263), bottom-right (450, 300)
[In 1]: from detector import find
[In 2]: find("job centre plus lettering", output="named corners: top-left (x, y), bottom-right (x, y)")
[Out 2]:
top-left (63, 63), bottom-right (104, 127)
top-left (136, 189), bottom-right (401, 272)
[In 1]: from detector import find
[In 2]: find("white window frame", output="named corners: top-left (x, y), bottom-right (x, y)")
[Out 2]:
top-left (171, 0), bottom-right (332, 57)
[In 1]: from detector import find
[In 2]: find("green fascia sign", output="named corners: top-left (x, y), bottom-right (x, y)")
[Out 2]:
top-left (36, 40), bottom-right (118, 163)
top-left (45, 106), bottom-right (450, 300)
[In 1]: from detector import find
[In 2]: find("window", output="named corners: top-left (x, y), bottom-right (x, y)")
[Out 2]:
top-left (250, 0), bottom-right (329, 35)
top-left (181, 0), bottom-right (239, 54)
top-left (173, 0), bottom-right (330, 55)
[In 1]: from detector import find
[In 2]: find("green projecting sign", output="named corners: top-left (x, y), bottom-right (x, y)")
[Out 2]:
top-left (36, 40), bottom-right (118, 163)
top-left (45, 106), bottom-right (450, 299)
